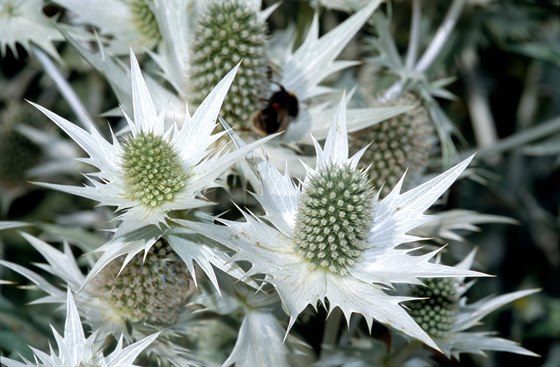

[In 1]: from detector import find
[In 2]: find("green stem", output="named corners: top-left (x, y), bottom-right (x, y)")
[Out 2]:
top-left (319, 307), bottom-right (343, 359)
top-left (404, 0), bottom-right (422, 70)
top-left (461, 47), bottom-right (498, 150)
top-left (462, 116), bottom-right (560, 159)
top-left (384, 339), bottom-right (423, 367)
top-left (415, 0), bottom-right (465, 73)
top-left (382, 0), bottom-right (466, 101)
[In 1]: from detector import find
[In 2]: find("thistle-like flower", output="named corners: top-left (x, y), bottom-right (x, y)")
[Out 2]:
top-left (407, 250), bottom-right (539, 359)
top-left (31, 50), bottom-right (272, 238)
top-left (178, 97), bottom-right (485, 349)
top-left (349, 93), bottom-right (436, 196)
top-left (87, 240), bottom-right (196, 327)
top-left (0, 290), bottom-right (159, 367)
top-left (0, 232), bottom-right (203, 367)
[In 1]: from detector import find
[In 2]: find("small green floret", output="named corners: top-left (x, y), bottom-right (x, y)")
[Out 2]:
top-left (122, 132), bottom-right (187, 208)
top-left (293, 165), bottom-right (374, 275)
top-left (408, 278), bottom-right (459, 339)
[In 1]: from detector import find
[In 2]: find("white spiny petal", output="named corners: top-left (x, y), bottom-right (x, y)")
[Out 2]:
top-left (106, 334), bottom-right (161, 365)
top-left (321, 96), bottom-right (349, 167)
top-left (369, 156), bottom-right (475, 250)
top-left (259, 163), bottom-right (300, 236)
top-left (353, 247), bottom-right (488, 287)
top-left (0, 0), bottom-right (64, 62)
top-left (129, 50), bottom-right (161, 136)
top-left (85, 226), bottom-right (161, 285)
top-left (325, 275), bottom-right (439, 351)
top-left (446, 332), bottom-right (539, 359)
top-left (223, 311), bottom-right (291, 367)
top-left (282, 0), bottom-right (381, 99)
top-left (455, 289), bottom-right (540, 332)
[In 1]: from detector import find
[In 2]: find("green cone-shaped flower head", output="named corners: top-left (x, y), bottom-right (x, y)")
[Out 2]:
top-left (350, 94), bottom-right (435, 196)
top-left (408, 278), bottom-right (460, 339)
top-left (190, 0), bottom-right (269, 127)
top-left (122, 132), bottom-right (189, 208)
top-left (90, 240), bottom-right (196, 326)
top-left (0, 103), bottom-right (42, 188)
top-left (128, 0), bottom-right (161, 45)
top-left (293, 164), bottom-right (375, 275)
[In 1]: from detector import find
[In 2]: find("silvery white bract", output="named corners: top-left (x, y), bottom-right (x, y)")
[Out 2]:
top-left (0, 290), bottom-right (158, 367)
top-left (273, 0), bottom-right (386, 142)
top-left (179, 97), bottom-right (486, 350)
top-left (216, 290), bottom-right (311, 367)
top-left (31, 51), bottom-right (272, 238)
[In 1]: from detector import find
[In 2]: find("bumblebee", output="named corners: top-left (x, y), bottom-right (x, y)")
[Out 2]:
top-left (251, 85), bottom-right (299, 136)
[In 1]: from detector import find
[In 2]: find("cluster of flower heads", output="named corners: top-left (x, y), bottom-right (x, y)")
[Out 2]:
top-left (0, 0), bottom-right (539, 366)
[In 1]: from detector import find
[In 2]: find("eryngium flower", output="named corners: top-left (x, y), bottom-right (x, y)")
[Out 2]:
top-left (87, 240), bottom-right (196, 327)
top-left (407, 250), bottom-right (539, 359)
top-left (179, 97), bottom-right (484, 350)
top-left (349, 94), bottom-right (435, 196)
top-left (0, 290), bottom-right (158, 367)
top-left (0, 233), bottom-right (202, 367)
top-left (190, 0), bottom-right (268, 127)
top-left (31, 50), bottom-right (271, 237)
